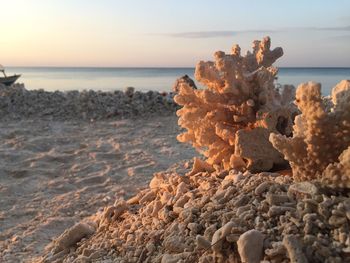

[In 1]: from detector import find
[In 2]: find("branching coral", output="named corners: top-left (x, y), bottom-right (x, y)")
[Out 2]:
top-left (270, 80), bottom-right (350, 187)
top-left (175, 37), bottom-right (297, 172)
top-left (323, 146), bottom-right (350, 188)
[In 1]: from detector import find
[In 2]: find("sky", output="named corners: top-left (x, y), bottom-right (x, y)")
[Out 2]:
top-left (1, 0), bottom-right (350, 67)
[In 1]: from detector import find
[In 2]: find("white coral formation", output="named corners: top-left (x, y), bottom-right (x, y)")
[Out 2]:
top-left (175, 37), bottom-right (296, 172)
top-left (270, 80), bottom-right (350, 187)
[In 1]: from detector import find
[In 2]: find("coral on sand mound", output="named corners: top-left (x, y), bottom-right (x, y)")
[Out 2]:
top-left (270, 80), bottom-right (350, 187)
top-left (0, 84), bottom-right (178, 120)
top-left (174, 37), bottom-right (297, 172)
top-left (39, 168), bottom-right (350, 263)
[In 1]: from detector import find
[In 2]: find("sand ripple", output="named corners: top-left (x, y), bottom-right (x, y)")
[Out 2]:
top-left (0, 116), bottom-right (195, 262)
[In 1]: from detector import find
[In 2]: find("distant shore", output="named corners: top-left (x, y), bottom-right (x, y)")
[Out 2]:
top-left (0, 84), bottom-right (178, 121)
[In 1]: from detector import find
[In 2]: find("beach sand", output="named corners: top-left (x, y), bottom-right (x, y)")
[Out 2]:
top-left (0, 115), bottom-right (196, 262)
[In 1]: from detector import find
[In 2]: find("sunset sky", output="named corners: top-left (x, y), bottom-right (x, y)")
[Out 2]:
top-left (1, 0), bottom-right (350, 67)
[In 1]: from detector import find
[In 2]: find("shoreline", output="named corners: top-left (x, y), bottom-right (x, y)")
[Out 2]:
top-left (2, 67), bottom-right (349, 94)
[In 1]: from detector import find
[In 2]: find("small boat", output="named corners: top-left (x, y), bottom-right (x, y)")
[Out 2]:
top-left (0, 64), bottom-right (21, 86)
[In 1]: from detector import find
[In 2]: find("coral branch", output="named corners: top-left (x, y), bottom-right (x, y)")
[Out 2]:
top-left (323, 146), bottom-right (350, 188)
top-left (270, 80), bottom-right (350, 187)
top-left (175, 37), bottom-right (296, 171)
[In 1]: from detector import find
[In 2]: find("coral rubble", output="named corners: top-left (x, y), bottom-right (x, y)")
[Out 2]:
top-left (0, 84), bottom-right (178, 120)
top-left (39, 168), bottom-right (350, 263)
top-left (270, 80), bottom-right (350, 187)
top-left (174, 37), bottom-right (296, 172)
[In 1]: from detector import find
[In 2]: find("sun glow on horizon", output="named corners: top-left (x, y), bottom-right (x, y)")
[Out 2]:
top-left (1, 0), bottom-right (350, 67)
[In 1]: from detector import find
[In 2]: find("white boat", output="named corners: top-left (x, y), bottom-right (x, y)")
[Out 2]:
top-left (0, 64), bottom-right (21, 86)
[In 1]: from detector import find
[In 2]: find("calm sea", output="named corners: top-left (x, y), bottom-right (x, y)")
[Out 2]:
top-left (6, 67), bottom-right (350, 95)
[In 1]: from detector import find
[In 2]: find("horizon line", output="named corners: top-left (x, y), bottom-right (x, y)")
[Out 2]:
top-left (6, 66), bottom-right (350, 69)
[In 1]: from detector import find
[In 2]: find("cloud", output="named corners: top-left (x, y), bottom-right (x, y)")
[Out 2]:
top-left (167, 31), bottom-right (237, 38)
top-left (310, 25), bottom-right (350, 31)
top-left (158, 26), bottom-right (350, 39)
top-left (160, 29), bottom-right (277, 38)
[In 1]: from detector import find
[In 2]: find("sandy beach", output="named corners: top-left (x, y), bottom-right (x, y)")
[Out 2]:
top-left (1, 30), bottom-right (349, 263)
top-left (0, 116), bottom-right (195, 262)
top-left (2, 0), bottom-right (350, 262)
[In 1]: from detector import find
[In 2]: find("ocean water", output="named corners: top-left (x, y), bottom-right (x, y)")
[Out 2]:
top-left (6, 67), bottom-right (350, 95)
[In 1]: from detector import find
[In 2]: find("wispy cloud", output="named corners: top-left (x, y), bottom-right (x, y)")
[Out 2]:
top-left (157, 26), bottom-right (350, 39)
top-left (159, 29), bottom-right (277, 38)
top-left (309, 25), bottom-right (350, 31)
top-left (167, 31), bottom-right (236, 38)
